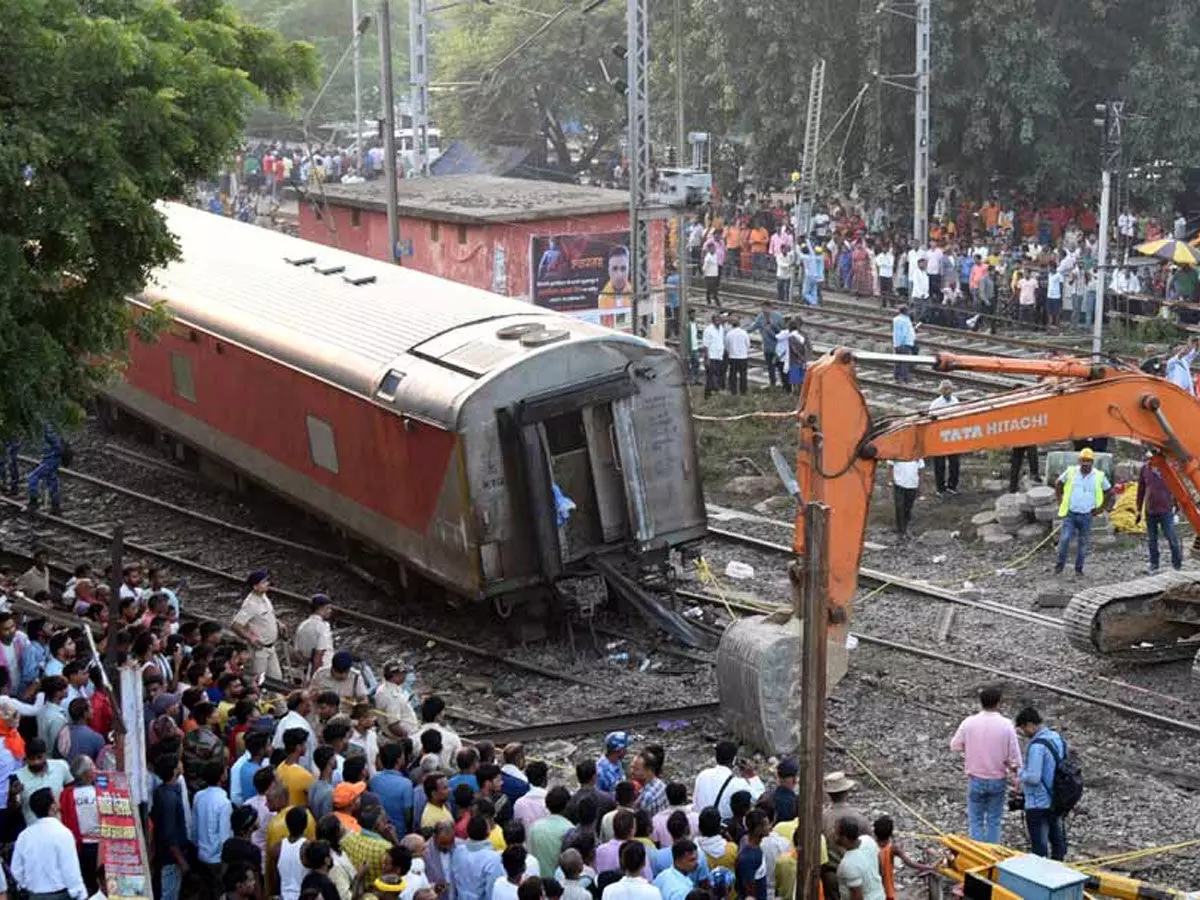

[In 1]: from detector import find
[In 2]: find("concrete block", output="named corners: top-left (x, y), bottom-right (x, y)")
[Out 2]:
top-left (1026, 485), bottom-right (1057, 507)
top-left (1033, 506), bottom-right (1058, 523)
top-left (1017, 523), bottom-right (1050, 540)
top-left (995, 493), bottom-right (1026, 510)
top-left (981, 478), bottom-right (1008, 492)
top-left (1035, 588), bottom-right (1070, 608)
top-left (971, 511), bottom-right (997, 526)
top-left (982, 531), bottom-right (1014, 545)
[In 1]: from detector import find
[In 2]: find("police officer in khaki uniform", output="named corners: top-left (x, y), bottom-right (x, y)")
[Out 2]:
top-left (230, 570), bottom-right (287, 679)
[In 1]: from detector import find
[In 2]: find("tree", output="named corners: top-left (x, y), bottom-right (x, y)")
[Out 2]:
top-left (0, 0), bottom-right (316, 437)
top-left (433, 0), bottom-right (627, 171)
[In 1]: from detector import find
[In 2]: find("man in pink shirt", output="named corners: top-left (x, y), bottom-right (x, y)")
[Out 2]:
top-left (949, 685), bottom-right (1021, 843)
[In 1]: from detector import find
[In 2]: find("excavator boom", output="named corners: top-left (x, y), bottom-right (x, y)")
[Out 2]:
top-left (795, 348), bottom-right (1200, 662)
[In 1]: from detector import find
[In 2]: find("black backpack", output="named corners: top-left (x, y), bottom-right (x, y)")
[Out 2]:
top-left (1032, 736), bottom-right (1083, 815)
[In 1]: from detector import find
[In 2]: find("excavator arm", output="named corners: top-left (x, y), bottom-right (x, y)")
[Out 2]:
top-left (795, 348), bottom-right (1200, 645)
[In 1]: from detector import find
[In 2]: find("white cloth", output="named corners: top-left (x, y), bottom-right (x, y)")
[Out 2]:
top-left (724, 327), bottom-right (750, 360)
top-left (926, 247), bottom-right (944, 275)
top-left (349, 727), bottom-right (380, 777)
top-left (702, 252), bottom-right (720, 278)
top-left (875, 252), bottom-right (894, 278)
top-left (692, 765), bottom-right (765, 820)
top-left (909, 266), bottom-right (930, 299)
top-left (71, 784), bottom-right (101, 840)
top-left (279, 836), bottom-right (307, 900)
top-left (928, 394), bottom-right (958, 413)
top-left (374, 681), bottom-right (420, 735)
top-left (702, 324), bottom-right (725, 360)
top-left (889, 460), bottom-right (924, 489)
top-left (602, 876), bottom-right (662, 900)
top-left (775, 251), bottom-right (794, 279)
top-left (16, 760), bottom-right (72, 826)
top-left (272, 710), bottom-right (317, 773)
top-left (292, 615), bottom-right (334, 672)
top-left (11, 816), bottom-right (87, 900)
top-left (836, 835), bottom-right (885, 900)
top-left (494, 879), bottom-right (521, 900)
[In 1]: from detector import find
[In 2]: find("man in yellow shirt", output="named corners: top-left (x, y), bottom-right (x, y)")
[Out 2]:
top-left (420, 773), bottom-right (454, 829)
top-left (277, 728), bottom-right (315, 807)
top-left (695, 807), bottom-right (737, 869)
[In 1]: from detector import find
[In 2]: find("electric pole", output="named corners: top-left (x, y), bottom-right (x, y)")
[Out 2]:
top-left (380, 0), bottom-right (401, 262)
top-left (353, 0), bottom-right (364, 171)
top-left (410, 0), bottom-right (430, 176)
top-left (912, 0), bottom-right (930, 246)
top-left (1092, 100), bottom-right (1123, 360)
top-left (674, 0), bottom-right (688, 348)
top-left (626, 0), bottom-right (650, 335)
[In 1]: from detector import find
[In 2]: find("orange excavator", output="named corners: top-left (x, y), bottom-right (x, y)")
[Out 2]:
top-left (793, 347), bottom-right (1200, 663)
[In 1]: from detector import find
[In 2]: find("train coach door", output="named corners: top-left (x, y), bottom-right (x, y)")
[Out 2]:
top-left (581, 404), bottom-right (628, 543)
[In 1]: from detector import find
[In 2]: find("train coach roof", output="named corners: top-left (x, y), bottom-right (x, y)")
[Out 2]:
top-left (140, 202), bottom-right (596, 400)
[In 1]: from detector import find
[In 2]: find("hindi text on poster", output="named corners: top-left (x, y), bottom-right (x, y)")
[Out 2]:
top-left (530, 231), bottom-right (632, 331)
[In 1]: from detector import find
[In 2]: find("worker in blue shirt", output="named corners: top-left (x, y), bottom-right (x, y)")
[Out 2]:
top-left (595, 731), bottom-right (628, 793)
top-left (1053, 447), bottom-right (1113, 576)
top-left (891, 305), bottom-right (918, 383)
top-left (1015, 707), bottom-right (1067, 860)
top-left (27, 424), bottom-right (63, 514)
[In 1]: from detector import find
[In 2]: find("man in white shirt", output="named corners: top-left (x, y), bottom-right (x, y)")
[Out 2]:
top-left (272, 690), bottom-right (317, 772)
top-left (723, 318), bottom-right (751, 396)
top-left (875, 246), bottom-right (895, 306)
top-left (1165, 338), bottom-right (1199, 395)
top-left (1016, 269), bottom-right (1039, 325)
top-left (925, 242), bottom-right (945, 301)
top-left (1175, 213), bottom-right (1187, 240)
top-left (12, 786), bottom-right (87, 900)
top-left (889, 459), bottom-right (924, 539)
top-left (692, 741), bottom-right (764, 820)
top-left (600, 842), bottom-right (662, 900)
top-left (908, 258), bottom-right (931, 322)
top-left (927, 382), bottom-right (961, 494)
top-left (701, 314), bottom-right (726, 399)
top-left (374, 660), bottom-right (420, 737)
top-left (1046, 268), bottom-right (1064, 326)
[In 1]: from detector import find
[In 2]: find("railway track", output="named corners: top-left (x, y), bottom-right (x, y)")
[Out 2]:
top-left (0, 491), bottom-right (590, 687)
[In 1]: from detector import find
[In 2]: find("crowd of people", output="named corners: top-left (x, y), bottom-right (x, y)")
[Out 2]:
top-left (0, 534), bottom-right (1091, 900)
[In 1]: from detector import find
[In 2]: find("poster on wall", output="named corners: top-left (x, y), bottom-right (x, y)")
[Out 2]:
top-left (97, 771), bottom-right (152, 900)
top-left (530, 231), bottom-right (632, 331)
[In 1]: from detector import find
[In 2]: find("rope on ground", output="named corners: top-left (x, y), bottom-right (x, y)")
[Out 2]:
top-left (1072, 838), bottom-right (1200, 868)
top-left (695, 557), bottom-right (740, 621)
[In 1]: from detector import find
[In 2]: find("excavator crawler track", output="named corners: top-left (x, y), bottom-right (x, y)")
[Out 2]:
top-left (1063, 570), bottom-right (1200, 663)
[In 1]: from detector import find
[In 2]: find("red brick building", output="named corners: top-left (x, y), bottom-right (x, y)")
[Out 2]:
top-left (298, 175), bottom-right (670, 340)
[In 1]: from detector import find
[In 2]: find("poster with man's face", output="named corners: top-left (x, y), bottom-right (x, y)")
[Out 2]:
top-left (530, 231), bottom-right (632, 331)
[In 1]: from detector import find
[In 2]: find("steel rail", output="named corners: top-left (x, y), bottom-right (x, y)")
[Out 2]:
top-left (673, 588), bottom-right (1199, 733)
top-left (704, 526), bottom-right (1064, 629)
top-left (459, 701), bottom-right (721, 743)
top-left (19, 455), bottom-right (345, 562)
top-left (0, 497), bottom-right (590, 686)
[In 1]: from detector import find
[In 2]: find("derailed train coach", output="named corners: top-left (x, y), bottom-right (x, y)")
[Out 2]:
top-left (103, 202), bottom-right (707, 608)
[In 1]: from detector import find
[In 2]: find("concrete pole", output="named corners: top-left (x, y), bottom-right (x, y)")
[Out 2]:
top-left (626, 0), bottom-right (650, 334)
top-left (796, 501), bottom-right (830, 900)
top-left (409, 0), bottom-right (429, 176)
top-left (379, 0), bottom-right (401, 262)
top-left (353, 0), bottom-right (364, 171)
top-left (912, 0), bottom-right (930, 246)
top-left (1093, 168), bottom-right (1111, 360)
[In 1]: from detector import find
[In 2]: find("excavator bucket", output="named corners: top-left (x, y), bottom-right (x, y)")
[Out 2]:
top-left (715, 611), bottom-right (848, 754)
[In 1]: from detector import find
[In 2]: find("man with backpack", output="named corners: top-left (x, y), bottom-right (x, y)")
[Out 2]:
top-left (1015, 707), bottom-right (1078, 860)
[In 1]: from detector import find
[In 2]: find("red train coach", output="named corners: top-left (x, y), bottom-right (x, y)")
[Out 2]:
top-left (104, 203), bottom-right (707, 608)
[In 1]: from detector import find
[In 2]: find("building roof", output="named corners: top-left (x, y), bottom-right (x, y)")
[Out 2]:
top-left (315, 174), bottom-right (636, 224)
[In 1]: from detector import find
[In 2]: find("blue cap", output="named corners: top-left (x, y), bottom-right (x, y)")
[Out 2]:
top-left (246, 569), bottom-right (269, 588)
top-left (605, 731), bottom-right (629, 751)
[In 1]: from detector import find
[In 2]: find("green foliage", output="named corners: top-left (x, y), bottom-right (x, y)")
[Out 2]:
top-left (0, 0), bottom-right (316, 437)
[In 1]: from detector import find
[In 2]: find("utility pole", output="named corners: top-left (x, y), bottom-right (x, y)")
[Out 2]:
top-left (626, 0), bottom-right (650, 335)
top-left (674, 0), bottom-right (688, 348)
top-left (410, 0), bottom-right (430, 176)
top-left (912, 0), bottom-right (930, 246)
top-left (796, 501), bottom-right (830, 900)
top-left (353, 0), bottom-right (364, 171)
top-left (1093, 100), bottom-right (1123, 360)
top-left (380, 0), bottom-right (401, 262)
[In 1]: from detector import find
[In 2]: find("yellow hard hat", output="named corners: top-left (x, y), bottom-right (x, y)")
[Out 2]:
top-left (1079, 448), bottom-right (1095, 460)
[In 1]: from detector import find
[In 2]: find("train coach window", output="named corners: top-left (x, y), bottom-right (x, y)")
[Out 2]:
top-left (430, 222), bottom-right (440, 243)
top-left (350, 208), bottom-right (362, 228)
top-left (457, 224), bottom-right (468, 245)
top-left (306, 415), bottom-right (340, 474)
top-left (375, 369), bottom-right (405, 401)
top-left (169, 352), bottom-right (196, 402)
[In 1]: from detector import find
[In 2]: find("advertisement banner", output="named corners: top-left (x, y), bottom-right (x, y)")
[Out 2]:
top-left (97, 771), bottom-right (152, 900)
top-left (531, 231), bottom-right (632, 331)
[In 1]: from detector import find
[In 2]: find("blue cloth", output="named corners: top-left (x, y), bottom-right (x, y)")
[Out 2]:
top-left (1166, 350), bottom-right (1196, 393)
top-left (152, 780), bottom-right (192, 861)
top-left (160, 863), bottom-right (183, 900)
top-left (451, 839), bottom-right (504, 900)
top-left (892, 313), bottom-right (916, 348)
top-left (500, 770), bottom-right (530, 812)
top-left (655, 866), bottom-right (696, 900)
top-left (230, 754), bottom-right (262, 806)
top-left (651, 849), bottom-right (710, 886)
top-left (448, 773), bottom-right (479, 814)
top-left (666, 273), bottom-right (681, 310)
top-left (21, 641), bottom-right (49, 694)
top-left (966, 776), bottom-right (1007, 844)
top-left (1059, 468), bottom-right (1109, 514)
top-left (1146, 512), bottom-right (1183, 571)
top-left (28, 425), bottom-right (62, 506)
top-left (772, 785), bottom-right (797, 823)
top-left (734, 844), bottom-right (767, 900)
top-left (959, 256), bottom-right (973, 282)
top-left (747, 311), bottom-right (785, 354)
top-left (192, 785), bottom-right (233, 864)
top-left (369, 769), bottom-right (414, 835)
top-left (1056, 512), bottom-right (1092, 572)
top-left (1020, 727), bottom-right (1065, 810)
top-left (595, 755), bottom-right (624, 793)
top-left (1025, 808), bottom-right (1067, 860)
